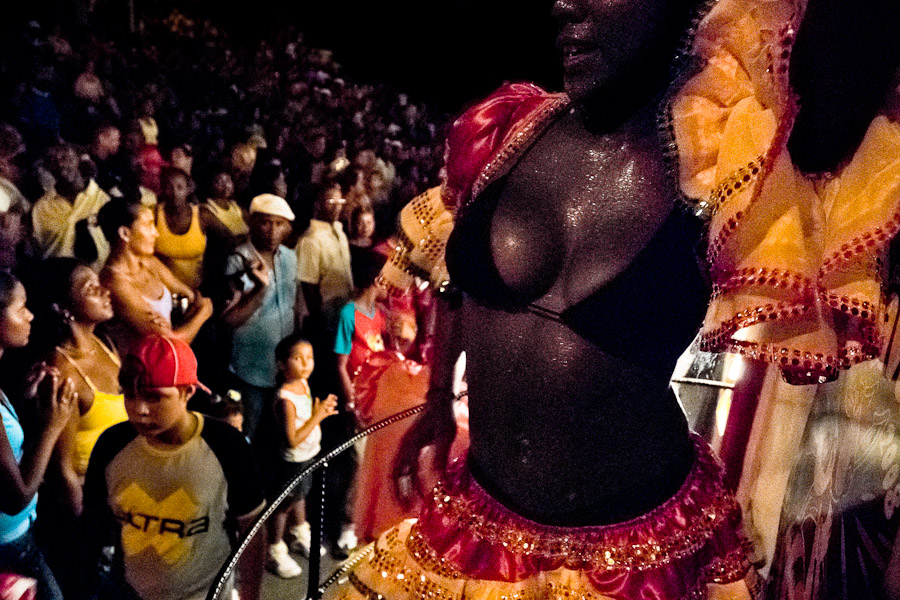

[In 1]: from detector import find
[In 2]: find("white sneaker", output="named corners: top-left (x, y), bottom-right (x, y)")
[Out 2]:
top-left (267, 541), bottom-right (302, 578)
top-left (289, 522), bottom-right (311, 554)
top-left (337, 526), bottom-right (358, 552)
top-left (289, 522), bottom-right (326, 557)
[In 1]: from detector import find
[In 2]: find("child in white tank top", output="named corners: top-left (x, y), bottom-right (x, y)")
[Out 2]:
top-left (265, 334), bottom-right (338, 578)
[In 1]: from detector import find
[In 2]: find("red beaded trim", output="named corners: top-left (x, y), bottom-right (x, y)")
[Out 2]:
top-left (700, 543), bottom-right (757, 586)
top-left (699, 336), bottom-right (841, 384)
top-left (707, 156), bottom-right (766, 218)
top-left (823, 293), bottom-right (879, 322)
top-left (707, 89), bottom-right (800, 268)
top-left (820, 213), bottom-right (900, 277)
top-left (706, 300), bottom-right (812, 340)
top-left (764, 16), bottom-right (799, 84)
top-left (711, 266), bottom-right (814, 300)
top-left (701, 323), bottom-right (882, 385)
top-left (707, 209), bottom-right (746, 266)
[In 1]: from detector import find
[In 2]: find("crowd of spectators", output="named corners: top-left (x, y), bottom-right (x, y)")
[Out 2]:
top-left (0, 10), bottom-right (449, 600)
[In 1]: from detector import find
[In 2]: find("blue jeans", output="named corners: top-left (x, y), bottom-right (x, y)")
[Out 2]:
top-left (0, 531), bottom-right (63, 600)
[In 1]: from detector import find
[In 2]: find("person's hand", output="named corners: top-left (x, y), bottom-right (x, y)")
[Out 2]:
top-left (313, 394), bottom-right (339, 422)
top-left (392, 390), bottom-right (456, 509)
top-left (192, 293), bottom-right (214, 321)
top-left (145, 310), bottom-right (169, 330)
top-left (248, 260), bottom-right (269, 288)
top-left (25, 364), bottom-right (77, 434)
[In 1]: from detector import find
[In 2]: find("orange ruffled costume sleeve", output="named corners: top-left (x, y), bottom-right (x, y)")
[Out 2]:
top-left (669, 0), bottom-right (900, 384)
top-left (380, 83), bottom-right (568, 295)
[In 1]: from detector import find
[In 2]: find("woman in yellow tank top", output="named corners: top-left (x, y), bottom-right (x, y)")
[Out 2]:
top-left (155, 167), bottom-right (207, 289)
top-left (202, 171), bottom-right (249, 239)
top-left (28, 259), bottom-right (126, 516)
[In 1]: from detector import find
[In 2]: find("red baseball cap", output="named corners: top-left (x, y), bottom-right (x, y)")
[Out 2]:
top-left (123, 335), bottom-right (210, 392)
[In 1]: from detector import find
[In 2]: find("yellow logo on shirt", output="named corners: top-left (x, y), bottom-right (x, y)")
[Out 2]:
top-left (366, 333), bottom-right (384, 353)
top-left (114, 483), bottom-right (209, 564)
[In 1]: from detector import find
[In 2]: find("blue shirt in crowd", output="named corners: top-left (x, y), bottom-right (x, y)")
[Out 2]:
top-left (0, 391), bottom-right (37, 544)
top-left (225, 243), bottom-right (297, 388)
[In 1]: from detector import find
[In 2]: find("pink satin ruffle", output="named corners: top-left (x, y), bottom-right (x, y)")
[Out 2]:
top-left (415, 434), bottom-right (753, 598)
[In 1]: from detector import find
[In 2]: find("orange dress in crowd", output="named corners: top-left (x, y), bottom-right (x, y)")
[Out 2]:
top-left (350, 351), bottom-right (431, 545)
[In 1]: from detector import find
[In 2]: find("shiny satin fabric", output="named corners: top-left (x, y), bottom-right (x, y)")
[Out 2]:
top-left (325, 435), bottom-right (757, 600)
top-left (380, 83), bottom-right (568, 295)
top-left (669, 0), bottom-right (900, 385)
top-left (351, 351), bottom-right (431, 544)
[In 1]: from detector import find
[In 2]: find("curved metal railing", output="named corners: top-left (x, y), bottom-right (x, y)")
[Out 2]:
top-left (207, 403), bottom-right (427, 600)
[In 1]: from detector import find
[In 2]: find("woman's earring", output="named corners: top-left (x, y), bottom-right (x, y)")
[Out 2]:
top-left (52, 303), bottom-right (75, 324)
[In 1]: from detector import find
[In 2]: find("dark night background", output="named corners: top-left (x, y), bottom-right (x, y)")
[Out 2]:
top-left (6, 0), bottom-right (563, 114)
top-left (270, 0), bottom-right (562, 110)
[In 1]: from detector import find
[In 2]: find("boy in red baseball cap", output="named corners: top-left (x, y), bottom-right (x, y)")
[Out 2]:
top-left (81, 335), bottom-right (265, 600)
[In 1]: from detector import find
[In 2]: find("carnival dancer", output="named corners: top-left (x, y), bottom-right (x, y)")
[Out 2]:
top-left (324, 0), bottom-right (759, 596)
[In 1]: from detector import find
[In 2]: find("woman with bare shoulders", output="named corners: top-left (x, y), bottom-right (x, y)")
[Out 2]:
top-left (98, 198), bottom-right (213, 354)
top-left (154, 167), bottom-right (207, 290)
top-left (322, 0), bottom-right (900, 598)
top-left (24, 258), bottom-right (125, 514)
top-left (0, 271), bottom-right (75, 600)
top-left (22, 258), bottom-right (126, 599)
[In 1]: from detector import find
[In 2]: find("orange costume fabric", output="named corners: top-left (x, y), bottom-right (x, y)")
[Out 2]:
top-left (350, 351), bottom-right (431, 545)
top-left (667, 0), bottom-right (900, 384)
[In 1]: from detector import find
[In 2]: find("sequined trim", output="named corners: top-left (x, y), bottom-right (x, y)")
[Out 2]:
top-left (468, 96), bottom-right (571, 206)
top-left (659, 102), bottom-right (711, 220)
top-left (404, 527), bottom-right (464, 579)
top-left (347, 569), bottom-right (462, 600)
top-left (345, 543), bottom-right (746, 600)
top-left (820, 215), bottom-right (900, 277)
top-left (701, 285), bottom-right (884, 384)
top-left (711, 267), bottom-right (815, 300)
top-left (659, 0), bottom-right (731, 222)
top-left (346, 529), bottom-right (754, 600)
top-left (422, 435), bottom-right (743, 574)
top-left (702, 544), bottom-right (757, 585)
top-left (350, 528), bottom-right (464, 600)
top-left (707, 209), bottom-right (746, 267)
top-left (326, 440), bottom-right (754, 600)
top-left (381, 226), bottom-right (435, 294)
top-left (708, 157), bottom-right (766, 217)
top-left (823, 293), bottom-right (880, 322)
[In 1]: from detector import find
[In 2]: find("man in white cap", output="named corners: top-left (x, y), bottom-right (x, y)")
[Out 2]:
top-left (222, 193), bottom-right (302, 438)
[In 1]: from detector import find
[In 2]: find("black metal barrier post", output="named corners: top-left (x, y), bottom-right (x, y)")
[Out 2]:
top-left (206, 403), bottom-right (427, 600)
top-left (307, 464), bottom-right (326, 600)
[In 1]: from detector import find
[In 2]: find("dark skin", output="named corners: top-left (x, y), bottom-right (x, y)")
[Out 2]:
top-left (300, 194), bottom-right (345, 329)
top-left (48, 146), bottom-right (87, 202)
top-left (201, 172), bottom-right (243, 240)
top-left (159, 172), bottom-right (200, 236)
top-left (221, 213), bottom-right (304, 331)
top-left (395, 0), bottom-right (900, 526)
top-left (48, 267), bottom-right (119, 516)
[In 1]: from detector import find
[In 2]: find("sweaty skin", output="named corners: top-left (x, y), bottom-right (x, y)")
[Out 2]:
top-left (446, 101), bottom-right (705, 525)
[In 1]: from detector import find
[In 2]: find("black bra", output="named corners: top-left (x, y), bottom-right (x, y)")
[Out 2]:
top-left (445, 176), bottom-right (710, 371)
